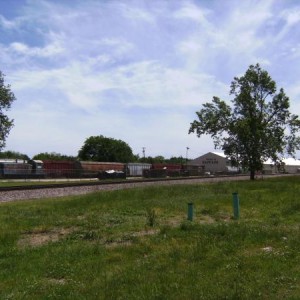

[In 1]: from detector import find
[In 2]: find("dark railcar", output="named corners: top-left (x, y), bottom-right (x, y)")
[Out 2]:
top-left (97, 170), bottom-right (126, 180)
top-left (42, 160), bottom-right (79, 178)
top-left (0, 161), bottom-right (32, 178)
top-left (79, 161), bottom-right (126, 178)
top-left (151, 163), bottom-right (183, 170)
top-left (143, 168), bottom-right (167, 178)
top-left (184, 164), bottom-right (205, 176)
top-left (0, 159), bottom-right (45, 178)
top-left (29, 160), bottom-right (45, 177)
top-left (151, 163), bottom-right (184, 177)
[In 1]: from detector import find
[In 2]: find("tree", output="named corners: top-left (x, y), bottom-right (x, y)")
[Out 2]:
top-left (166, 156), bottom-right (186, 164)
top-left (0, 150), bottom-right (29, 160)
top-left (32, 152), bottom-right (76, 161)
top-left (78, 135), bottom-right (134, 163)
top-left (0, 71), bottom-right (16, 150)
top-left (138, 156), bottom-right (166, 164)
top-left (189, 64), bottom-right (300, 180)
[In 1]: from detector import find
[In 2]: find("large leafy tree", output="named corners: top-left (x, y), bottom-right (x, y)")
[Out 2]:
top-left (0, 71), bottom-right (16, 150)
top-left (78, 135), bottom-right (134, 163)
top-left (189, 64), bottom-right (300, 180)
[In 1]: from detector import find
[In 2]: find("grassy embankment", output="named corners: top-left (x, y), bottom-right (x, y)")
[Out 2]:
top-left (0, 176), bottom-right (299, 299)
top-left (0, 178), bottom-right (99, 188)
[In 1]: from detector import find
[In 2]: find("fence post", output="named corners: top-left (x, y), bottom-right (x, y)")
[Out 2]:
top-left (232, 192), bottom-right (240, 220)
top-left (187, 202), bottom-right (194, 221)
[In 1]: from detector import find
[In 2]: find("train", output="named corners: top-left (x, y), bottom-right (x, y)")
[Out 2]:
top-left (0, 159), bottom-right (44, 179)
top-left (0, 159), bottom-right (204, 179)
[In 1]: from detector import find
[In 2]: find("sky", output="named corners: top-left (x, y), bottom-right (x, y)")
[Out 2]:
top-left (0, 0), bottom-right (300, 160)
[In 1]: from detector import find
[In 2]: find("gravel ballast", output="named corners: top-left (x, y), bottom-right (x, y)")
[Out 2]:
top-left (0, 174), bottom-right (293, 203)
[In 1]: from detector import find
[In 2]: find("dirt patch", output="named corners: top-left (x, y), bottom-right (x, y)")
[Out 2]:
top-left (199, 215), bottom-right (216, 224)
top-left (18, 227), bottom-right (74, 248)
top-left (105, 240), bottom-right (133, 248)
top-left (105, 229), bottom-right (159, 249)
top-left (131, 229), bottom-right (159, 237)
top-left (166, 216), bottom-right (183, 227)
top-left (47, 278), bottom-right (66, 285)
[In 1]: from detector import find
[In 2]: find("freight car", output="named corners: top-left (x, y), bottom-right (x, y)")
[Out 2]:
top-left (38, 160), bottom-right (127, 179)
top-left (144, 163), bottom-right (204, 178)
top-left (0, 159), bottom-right (45, 179)
top-left (0, 158), bottom-right (203, 180)
top-left (150, 163), bottom-right (186, 177)
top-left (151, 163), bottom-right (183, 170)
top-left (29, 160), bottom-right (44, 177)
top-left (42, 160), bottom-right (79, 178)
top-left (79, 161), bottom-right (126, 178)
top-left (126, 163), bottom-right (151, 177)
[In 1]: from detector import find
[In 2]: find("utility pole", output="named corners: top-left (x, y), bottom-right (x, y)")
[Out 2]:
top-left (142, 147), bottom-right (146, 159)
top-left (186, 147), bottom-right (189, 165)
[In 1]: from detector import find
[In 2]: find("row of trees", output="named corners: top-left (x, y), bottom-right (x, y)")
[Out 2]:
top-left (76, 135), bottom-right (188, 163)
top-left (32, 151), bottom-right (186, 164)
top-left (0, 140), bottom-right (187, 164)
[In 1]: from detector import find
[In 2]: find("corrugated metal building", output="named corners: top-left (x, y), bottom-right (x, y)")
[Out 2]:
top-left (189, 152), bottom-right (300, 174)
top-left (188, 152), bottom-right (237, 174)
top-left (263, 157), bottom-right (300, 174)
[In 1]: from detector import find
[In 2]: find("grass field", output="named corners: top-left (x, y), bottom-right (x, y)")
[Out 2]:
top-left (0, 176), bottom-right (299, 299)
top-left (0, 178), bottom-right (99, 188)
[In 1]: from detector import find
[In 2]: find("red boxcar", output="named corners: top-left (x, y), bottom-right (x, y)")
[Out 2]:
top-left (42, 160), bottom-right (78, 178)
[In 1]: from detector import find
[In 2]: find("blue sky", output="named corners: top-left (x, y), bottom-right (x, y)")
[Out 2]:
top-left (1, 0), bottom-right (300, 159)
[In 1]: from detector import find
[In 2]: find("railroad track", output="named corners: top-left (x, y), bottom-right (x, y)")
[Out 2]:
top-left (0, 179), bottom-right (127, 192)
top-left (0, 176), bottom-right (208, 192)
top-left (0, 174), bottom-right (295, 203)
top-left (0, 175), bottom-right (248, 192)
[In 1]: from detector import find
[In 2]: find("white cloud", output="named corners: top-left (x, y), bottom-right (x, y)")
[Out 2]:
top-left (273, 7), bottom-right (300, 42)
top-left (1, 0), bottom-right (300, 158)
top-left (174, 1), bottom-right (211, 25)
top-left (10, 57), bottom-right (227, 113)
top-left (118, 4), bottom-right (156, 23)
top-left (281, 7), bottom-right (300, 26)
top-left (9, 41), bottom-right (64, 57)
top-left (0, 15), bottom-right (18, 29)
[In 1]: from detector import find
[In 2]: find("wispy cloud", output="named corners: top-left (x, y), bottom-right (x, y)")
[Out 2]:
top-left (0, 0), bottom-right (299, 158)
top-left (9, 41), bottom-right (64, 57)
top-left (0, 15), bottom-right (18, 29)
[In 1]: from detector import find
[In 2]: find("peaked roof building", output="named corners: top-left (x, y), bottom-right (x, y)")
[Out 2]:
top-left (189, 152), bottom-right (300, 174)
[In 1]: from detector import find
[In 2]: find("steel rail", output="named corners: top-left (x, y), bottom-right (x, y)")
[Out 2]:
top-left (0, 174), bottom-right (249, 192)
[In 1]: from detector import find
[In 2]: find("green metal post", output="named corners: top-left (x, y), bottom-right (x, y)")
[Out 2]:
top-left (232, 192), bottom-right (240, 220)
top-left (188, 202), bottom-right (194, 221)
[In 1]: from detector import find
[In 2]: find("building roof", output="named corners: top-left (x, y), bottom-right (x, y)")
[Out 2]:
top-left (264, 157), bottom-right (300, 166)
top-left (283, 158), bottom-right (300, 166)
top-left (212, 153), bottom-right (300, 166)
top-left (195, 152), bottom-right (300, 167)
top-left (211, 152), bottom-right (227, 158)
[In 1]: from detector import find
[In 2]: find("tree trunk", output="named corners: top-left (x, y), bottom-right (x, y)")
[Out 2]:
top-left (250, 169), bottom-right (255, 180)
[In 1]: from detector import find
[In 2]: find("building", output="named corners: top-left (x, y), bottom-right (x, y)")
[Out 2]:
top-left (188, 152), bottom-right (238, 174)
top-left (263, 157), bottom-right (300, 174)
top-left (190, 151), bottom-right (300, 175)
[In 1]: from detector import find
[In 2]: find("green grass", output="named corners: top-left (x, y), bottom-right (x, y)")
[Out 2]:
top-left (0, 176), bottom-right (299, 299)
top-left (0, 178), bottom-right (99, 188)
